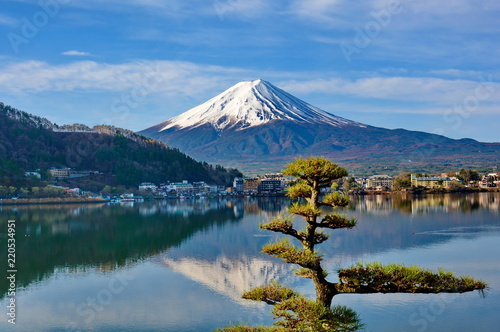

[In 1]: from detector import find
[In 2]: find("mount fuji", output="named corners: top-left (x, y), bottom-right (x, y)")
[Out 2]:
top-left (140, 79), bottom-right (500, 174)
top-left (155, 79), bottom-right (364, 132)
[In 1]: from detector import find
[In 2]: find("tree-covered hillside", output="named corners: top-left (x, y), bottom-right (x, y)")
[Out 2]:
top-left (0, 102), bottom-right (241, 187)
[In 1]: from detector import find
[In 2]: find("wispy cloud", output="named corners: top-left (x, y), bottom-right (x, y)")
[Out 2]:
top-left (211, 0), bottom-right (275, 20)
top-left (66, 0), bottom-right (184, 12)
top-left (403, 0), bottom-right (474, 15)
top-left (311, 35), bottom-right (350, 45)
top-left (287, 0), bottom-right (348, 24)
top-left (428, 69), bottom-right (487, 79)
top-left (0, 60), bottom-right (250, 95)
top-left (3, 59), bottom-right (498, 115)
top-left (61, 50), bottom-right (93, 57)
top-left (80, 0), bottom-right (272, 19)
top-left (279, 76), bottom-right (500, 108)
top-left (0, 13), bottom-right (18, 28)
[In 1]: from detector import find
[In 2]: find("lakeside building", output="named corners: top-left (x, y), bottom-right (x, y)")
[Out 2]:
top-left (69, 170), bottom-right (99, 178)
top-left (233, 178), bottom-right (244, 192)
top-left (366, 175), bottom-right (393, 190)
top-left (480, 173), bottom-right (500, 188)
top-left (235, 174), bottom-right (288, 194)
top-left (410, 174), bottom-right (455, 189)
top-left (262, 173), bottom-right (285, 180)
top-left (193, 182), bottom-right (214, 194)
top-left (243, 178), bottom-right (260, 193)
top-left (67, 187), bottom-right (81, 195)
top-left (139, 181), bottom-right (220, 196)
top-left (139, 182), bottom-right (157, 193)
top-left (49, 168), bottom-right (99, 179)
top-left (258, 179), bottom-right (283, 193)
top-left (259, 176), bottom-right (288, 194)
top-left (163, 181), bottom-right (195, 195)
top-left (49, 168), bottom-right (70, 178)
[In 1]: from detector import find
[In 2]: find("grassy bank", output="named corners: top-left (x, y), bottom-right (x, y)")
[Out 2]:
top-left (0, 197), bottom-right (108, 205)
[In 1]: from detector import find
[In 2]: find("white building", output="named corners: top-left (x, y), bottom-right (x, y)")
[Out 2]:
top-left (411, 175), bottom-right (454, 189)
top-left (25, 171), bottom-right (41, 179)
top-left (480, 173), bottom-right (500, 188)
top-left (366, 175), bottom-right (393, 190)
top-left (165, 180), bottom-right (194, 194)
top-left (233, 178), bottom-right (244, 192)
top-left (49, 168), bottom-right (70, 179)
top-left (139, 182), bottom-right (158, 193)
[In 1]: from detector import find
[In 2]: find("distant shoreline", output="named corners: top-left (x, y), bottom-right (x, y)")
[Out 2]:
top-left (0, 197), bottom-right (108, 205)
top-left (352, 187), bottom-right (500, 195)
top-left (1, 188), bottom-right (499, 205)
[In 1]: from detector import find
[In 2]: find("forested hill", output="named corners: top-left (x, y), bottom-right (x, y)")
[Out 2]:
top-left (0, 102), bottom-right (241, 187)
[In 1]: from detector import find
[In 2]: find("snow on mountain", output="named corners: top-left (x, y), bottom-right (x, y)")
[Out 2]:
top-left (139, 80), bottom-right (500, 175)
top-left (159, 79), bottom-right (364, 132)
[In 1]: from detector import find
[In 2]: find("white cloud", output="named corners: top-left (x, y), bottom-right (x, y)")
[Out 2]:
top-left (428, 69), bottom-right (487, 79)
top-left (1, 58), bottom-right (499, 126)
top-left (311, 35), bottom-right (351, 44)
top-left (2, 59), bottom-right (498, 112)
top-left (286, 0), bottom-right (500, 41)
top-left (61, 50), bottom-right (93, 56)
top-left (279, 76), bottom-right (500, 107)
top-left (288, 0), bottom-right (347, 24)
top-left (404, 0), bottom-right (474, 15)
top-left (328, 104), bottom-right (500, 116)
top-left (67, 0), bottom-right (183, 11)
top-left (212, 0), bottom-right (274, 20)
top-left (0, 60), bottom-right (249, 95)
top-left (82, 0), bottom-right (271, 18)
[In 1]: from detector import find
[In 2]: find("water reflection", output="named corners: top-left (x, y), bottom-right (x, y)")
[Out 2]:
top-left (1, 194), bottom-right (499, 299)
top-left (0, 194), bottom-right (498, 331)
top-left (350, 192), bottom-right (500, 215)
top-left (319, 193), bottom-right (500, 267)
top-left (0, 199), bottom-right (246, 298)
top-left (162, 255), bottom-right (290, 303)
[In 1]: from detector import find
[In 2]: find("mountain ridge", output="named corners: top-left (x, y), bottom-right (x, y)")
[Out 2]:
top-left (140, 80), bottom-right (500, 175)
top-left (151, 79), bottom-right (365, 134)
top-left (0, 102), bottom-right (241, 188)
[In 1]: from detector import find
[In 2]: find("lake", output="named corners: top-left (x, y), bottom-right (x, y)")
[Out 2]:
top-left (0, 193), bottom-right (499, 331)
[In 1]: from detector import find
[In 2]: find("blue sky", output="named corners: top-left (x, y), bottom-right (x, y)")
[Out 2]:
top-left (0, 0), bottom-right (499, 142)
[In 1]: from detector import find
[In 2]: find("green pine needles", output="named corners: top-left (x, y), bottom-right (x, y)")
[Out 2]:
top-left (218, 157), bottom-right (486, 332)
top-left (337, 262), bottom-right (487, 294)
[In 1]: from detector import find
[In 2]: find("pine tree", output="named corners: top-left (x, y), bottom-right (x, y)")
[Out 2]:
top-left (218, 157), bottom-right (486, 332)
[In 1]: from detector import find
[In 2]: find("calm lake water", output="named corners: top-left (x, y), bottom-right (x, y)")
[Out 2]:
top-left (1, 193), bottom-right (499, 332)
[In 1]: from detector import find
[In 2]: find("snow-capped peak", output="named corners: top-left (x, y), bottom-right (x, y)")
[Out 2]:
top-left (159, 79), bottom-right (364, 132)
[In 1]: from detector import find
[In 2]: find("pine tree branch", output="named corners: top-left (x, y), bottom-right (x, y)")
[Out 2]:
top-left (273, 298), bottom-right (362, 332)
top-left (282, 157), bottom-right (348, 185)
top-left (262, 239), bottom-right (322, 269)
top-left (260, 216), bottom-right (304, 242)
top-left (242, 283), bottom-right (298, 305)
top-left (216, 326), bottom-right (284, 332)
top-left (317, 214), bottom-right (357, 229)
top-left (238, 284), bottom-right (362, 332)
top-left (335, 262), bottom-right (487, 294)
top-left (285, 181), bottom-right (311, 199)
top-left (288, 202), bottom-right (322, 219)
top-left (321, 191), bottom-right (350, 208)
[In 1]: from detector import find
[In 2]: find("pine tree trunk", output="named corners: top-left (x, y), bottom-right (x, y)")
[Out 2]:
top-left (312, 270), bottom-right (336, 307)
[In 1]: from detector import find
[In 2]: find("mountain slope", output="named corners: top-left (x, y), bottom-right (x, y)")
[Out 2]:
top-left (153, 79), bottom-right (363, 133)
top-left (140, 80), bottom-right (500, 174)
top-left (0, 102), bottom-right (241, 187)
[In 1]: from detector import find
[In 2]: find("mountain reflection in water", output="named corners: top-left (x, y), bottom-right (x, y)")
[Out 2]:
top-left (0, 193), bottom-right (498, 332)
